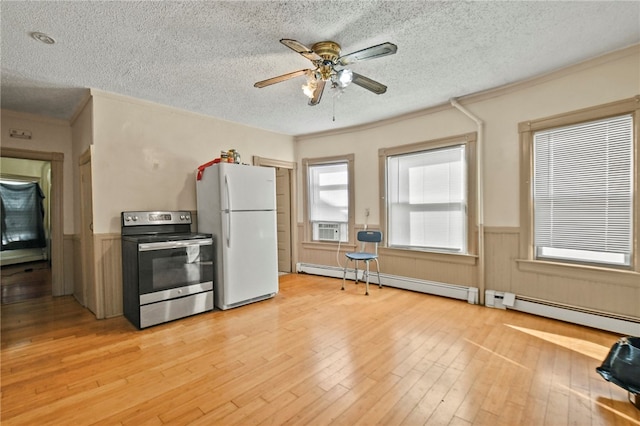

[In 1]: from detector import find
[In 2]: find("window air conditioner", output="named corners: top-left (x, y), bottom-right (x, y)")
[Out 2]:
top-left (317, 223), bottom-right (340, 241)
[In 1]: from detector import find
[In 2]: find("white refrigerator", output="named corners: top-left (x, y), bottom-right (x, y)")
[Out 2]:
top-left (196, 163), bottom-right (279, 310)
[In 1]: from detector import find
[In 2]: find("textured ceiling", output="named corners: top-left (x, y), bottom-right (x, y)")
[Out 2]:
top-left (1, 1), bottom-right (639, 136)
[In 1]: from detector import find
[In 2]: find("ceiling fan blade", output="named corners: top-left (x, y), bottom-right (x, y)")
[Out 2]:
top-left (254, 69), bottom-right (310, 88)
top-left (351, 72), bottom-right (387, 95)
top-left (280, 39), bottom-right (323, 62)
top-left (308, 80), bottom-right (326, 106)
top-left (337, 42), bottom-right (397, 66)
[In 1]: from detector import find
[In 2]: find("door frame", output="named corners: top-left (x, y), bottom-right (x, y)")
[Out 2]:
top-left (0, 147), bottom-right (64, 295)
top-left (253, 156), bottom-right (297, 273)
top-left (78, 148), bottom-right (96, 313)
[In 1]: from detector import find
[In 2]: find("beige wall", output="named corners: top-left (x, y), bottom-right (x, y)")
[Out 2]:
top-left (87, 90), bottom-right (295, 317)
top-left (2, 45), bottom-right (638, 320)
top-left (473, 49), bottom-right (640, 227)
top-left (3, 92), bottom-right (296, 317)
top-left (296, 47), bottom-right (640, 227)
top-left (296, 108), bottom-right (475, 227)
top-left (295, 45), bottom-right (640, 319)
top-left (90, 90), bottom-right (295, 234)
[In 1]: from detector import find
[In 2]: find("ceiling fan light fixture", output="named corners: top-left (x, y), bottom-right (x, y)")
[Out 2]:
top-left (302, 75), bottom-right (317, 99)
top-left (254, 38), bottom-right (397, 106)
top-left (336, 69), bottom-right (353, 88)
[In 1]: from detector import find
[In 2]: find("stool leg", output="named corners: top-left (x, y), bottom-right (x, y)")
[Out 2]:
top-left (375, 258), bottom-right (381, 288)
top-left (354, 260), bottom-right (359, 284)
top-left (365, 261), bottom-right (370, 296)
top-left (342, 260), bottom-right (347, 291)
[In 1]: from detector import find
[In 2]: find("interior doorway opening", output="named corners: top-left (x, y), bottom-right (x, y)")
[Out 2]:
top-left (0, 148), bottom-right (64, 301)
top-left (253, 156), bottom-right (297, 274)
top-left (0, 158), bottom-right (52, 304)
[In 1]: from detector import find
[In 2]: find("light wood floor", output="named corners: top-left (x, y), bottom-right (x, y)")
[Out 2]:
top-left (2, 274), bottom-right (638, 425)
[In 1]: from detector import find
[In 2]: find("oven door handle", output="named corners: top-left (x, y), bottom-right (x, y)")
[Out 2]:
top-left (138, 239), bottom-right (213, 252)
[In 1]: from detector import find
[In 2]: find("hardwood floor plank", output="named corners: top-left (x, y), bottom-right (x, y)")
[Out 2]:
top-left (403, 362), bottom-right (464, 424)
top-left (380, 364), bottom-right (446, 424)
top-left (333, 372), bottom-right (402, 424)
top-left (242, 391), bottom-right (298, 425)
top-left (257, 386), bottom-right (326, 426)
top-left (2, 274), bottom-right (637, 425)
top-left (307, 376), bottom-right (378, 425)
top-left (282, 383), bottom-right (350, 426)
top-left (353, 368), bottom-right (424, 425)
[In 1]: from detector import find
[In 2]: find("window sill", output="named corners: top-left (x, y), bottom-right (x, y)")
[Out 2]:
top-left (379, 247), bottom-right (477, 265)
top-left (516, 259), bottom-right (639, 287)
top-left (301, 241), bottom-right (357, 251)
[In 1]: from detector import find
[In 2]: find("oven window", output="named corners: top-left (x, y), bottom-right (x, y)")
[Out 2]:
top-left (138, 244), bottom-right (213, 294)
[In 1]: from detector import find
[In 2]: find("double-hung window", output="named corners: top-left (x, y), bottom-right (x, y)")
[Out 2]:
top-left (303, 155), bottom-right (354, 243)
top-left (520, 97), bottom-right (639, 270)
top-left (381, 133), bottom-right (476, 254)
top-left (533, 115), bottom-right (633, 266)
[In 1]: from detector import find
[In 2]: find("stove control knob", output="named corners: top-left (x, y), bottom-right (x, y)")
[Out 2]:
top-left (132, 216), bottom-right (138, 221)
top-left (180, 215), bottom-right (186, 220)
top-left (125, 216), bottom-right (131, 221)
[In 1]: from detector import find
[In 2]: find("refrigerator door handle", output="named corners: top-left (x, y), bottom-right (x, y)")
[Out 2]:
top-left (225, 174), bottom-right (231, 248)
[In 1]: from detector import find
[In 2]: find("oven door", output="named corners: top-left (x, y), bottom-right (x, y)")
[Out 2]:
top-left (137, 238), bottom-right (213, 296)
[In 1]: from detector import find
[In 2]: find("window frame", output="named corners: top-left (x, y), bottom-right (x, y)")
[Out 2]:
top-left (379, 132), bottom-right (477, 257)
top-left (302, 154), bottom-right (355, 245)
top-left (518, 96), bottom-right (640, 275)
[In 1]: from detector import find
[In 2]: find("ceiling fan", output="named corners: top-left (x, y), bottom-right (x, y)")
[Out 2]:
top-left (254, 39), bottom-right (398, 106)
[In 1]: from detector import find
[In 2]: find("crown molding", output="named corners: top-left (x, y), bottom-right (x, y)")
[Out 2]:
top-left (1, 109), bottom-right (70, 126)
top-left (295, 43), bottom-right (640, 142)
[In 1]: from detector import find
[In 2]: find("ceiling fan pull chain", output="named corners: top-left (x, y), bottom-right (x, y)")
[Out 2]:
top-left (333, 94), bottom-right (336, 122)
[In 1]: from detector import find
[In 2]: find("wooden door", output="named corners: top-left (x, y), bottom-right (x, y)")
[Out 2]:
top-left (275, 167), bottom-right (292, 273)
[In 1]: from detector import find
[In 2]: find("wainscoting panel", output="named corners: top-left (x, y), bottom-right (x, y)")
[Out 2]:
top-left (62, 234), bottom-right (76, 296)
top-left (93, 233), bottom-right (122, 318)
top-left (484, 227), bottom-right (639, 320)
top-left (298, 225), bottom-right (639, 321)
top-left (484, 228), bottom-right (519, 293)
top-left (297, 224), bottom-right (478, 288)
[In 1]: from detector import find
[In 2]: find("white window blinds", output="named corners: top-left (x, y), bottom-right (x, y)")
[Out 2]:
top-left (533, 114), bottom-right (633, 266)
top-left (387, 145), bottom-right (467, 252)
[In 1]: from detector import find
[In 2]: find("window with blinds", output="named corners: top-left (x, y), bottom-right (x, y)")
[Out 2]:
top-left (533, 114), bottom-right (633, 266)
top-left (307, 162), bottom-right (349, 242)
top-left (386, 145), bottom-right (467, 252)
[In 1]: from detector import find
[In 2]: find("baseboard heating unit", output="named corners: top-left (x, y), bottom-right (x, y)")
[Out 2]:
top-left (296, 263), bottom-right (478, 304)
top-left (486, 290), bottom-right (639, 335)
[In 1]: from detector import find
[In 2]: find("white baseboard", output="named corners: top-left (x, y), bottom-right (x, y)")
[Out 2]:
top-left (295, 263), bottom-right (637, 334)
top-left (486, 290), bottom-right (639, 335)
top-left (296, 262), bottom-right (478, 304)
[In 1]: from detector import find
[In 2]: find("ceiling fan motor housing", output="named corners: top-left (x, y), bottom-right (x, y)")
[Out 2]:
top-left (311, 41), bottom-right (341, 62)
top-left (311, 41), bottom-right (341, 81)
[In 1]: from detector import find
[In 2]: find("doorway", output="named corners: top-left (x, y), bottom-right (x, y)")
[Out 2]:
top-left (0, 148), bottom-right (64, 298)
top-left (253, 157), bottom-right (297, 274)
top-left (0, 158), bottom-right (51, 303)
top-left (275, 167), bottom-right (292, 272)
